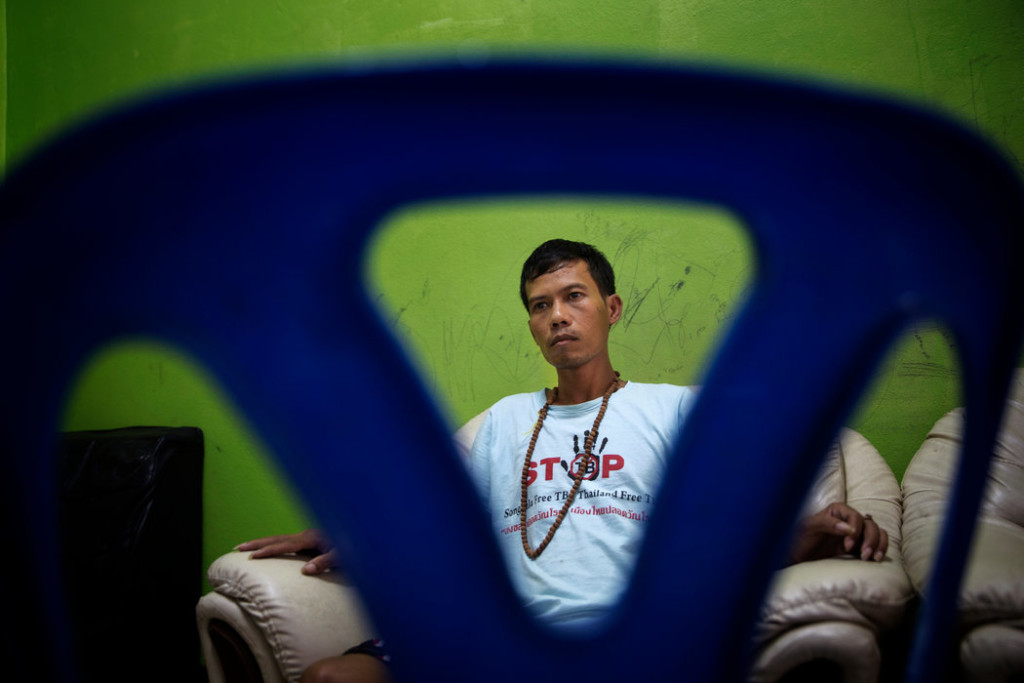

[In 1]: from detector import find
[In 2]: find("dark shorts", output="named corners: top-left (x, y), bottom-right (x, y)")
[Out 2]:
top-left (344, 638), bottom-right (391, 664)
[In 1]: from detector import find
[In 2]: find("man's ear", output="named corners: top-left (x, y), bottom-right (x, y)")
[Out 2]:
top-left (607, 293), bottom-right (624, 326)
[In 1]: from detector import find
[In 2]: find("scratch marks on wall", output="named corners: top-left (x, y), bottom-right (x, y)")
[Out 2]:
top-left (578, 207), bottom-right (752, 382)
top-left (895, 328), bottom-right (958, 379)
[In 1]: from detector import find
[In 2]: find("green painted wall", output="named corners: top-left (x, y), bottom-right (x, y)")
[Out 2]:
top-left (1, 0), bottom-right (7, 174)
top-left (5, 2), bottom-right (1023, 593)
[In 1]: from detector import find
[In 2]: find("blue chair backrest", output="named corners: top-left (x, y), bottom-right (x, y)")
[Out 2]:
top-left (1, 60), bottom-right (1022, 682)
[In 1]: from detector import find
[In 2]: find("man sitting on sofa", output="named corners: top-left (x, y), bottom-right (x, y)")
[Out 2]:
top-left (239, 239), bottom-right (889, 683)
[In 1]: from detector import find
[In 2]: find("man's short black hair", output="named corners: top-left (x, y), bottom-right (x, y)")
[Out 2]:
top-left (520, 239), bottom-right (616, 310)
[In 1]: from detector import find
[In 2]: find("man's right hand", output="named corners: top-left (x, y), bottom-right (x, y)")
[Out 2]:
top-left (236, 529), bottom-right (338, 575)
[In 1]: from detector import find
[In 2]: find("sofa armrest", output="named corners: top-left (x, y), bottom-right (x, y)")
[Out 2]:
top-left (198, 550), bottom-right (375, 683)
top-left (198, 590), bottom-right (285, 683)
top-left (750, 621), bottom-right (880, 683)
top-left (752, 429), bottom-right (913, 678)
top-left (757, 554), bottom-right (913, 648)
top-left (758, 428), bottom-right (912, 645)
top-left (960, 623), bottom-right (1024, 683)
top-left (841, 427), bottom-right (904, 557)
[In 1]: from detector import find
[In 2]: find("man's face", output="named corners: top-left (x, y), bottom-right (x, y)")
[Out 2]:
top-left (525, 260), bottom-right (623, 370)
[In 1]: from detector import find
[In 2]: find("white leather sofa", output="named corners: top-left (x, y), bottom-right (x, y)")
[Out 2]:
top-left (901, 370), bottom-right (1024, 682)
top-left (198, 420), bottom-right (911, 683)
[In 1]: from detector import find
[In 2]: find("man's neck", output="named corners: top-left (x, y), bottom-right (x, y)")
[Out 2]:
top-left (551, 362), bottom-right (620, 405)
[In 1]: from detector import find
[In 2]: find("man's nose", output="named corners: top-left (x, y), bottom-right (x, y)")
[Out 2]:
top-left (550, 301), bottom-right (570, 327)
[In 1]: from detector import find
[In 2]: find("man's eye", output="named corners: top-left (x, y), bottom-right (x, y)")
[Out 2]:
top-left (533, 302), bottom-right (548, 311)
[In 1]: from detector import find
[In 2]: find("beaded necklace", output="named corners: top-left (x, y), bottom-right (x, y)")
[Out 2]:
top-left (520, 373), bottom-right (621, 560)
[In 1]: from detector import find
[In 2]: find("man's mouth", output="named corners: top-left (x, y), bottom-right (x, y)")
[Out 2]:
top-left (550, 334), bottom-right (576, 347)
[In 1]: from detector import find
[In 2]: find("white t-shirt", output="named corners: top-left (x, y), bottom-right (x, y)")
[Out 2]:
top-left (468, 382), bottom-right (698, 629)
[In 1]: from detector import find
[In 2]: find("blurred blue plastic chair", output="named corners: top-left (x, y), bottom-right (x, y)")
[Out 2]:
top-left (1, 60), bottom-right (1022, 682)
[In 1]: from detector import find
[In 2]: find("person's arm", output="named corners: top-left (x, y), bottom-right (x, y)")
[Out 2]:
top-left (788, 502), bottom-right (888, 565)
top-left (236, 528), bottom-right (338, 575)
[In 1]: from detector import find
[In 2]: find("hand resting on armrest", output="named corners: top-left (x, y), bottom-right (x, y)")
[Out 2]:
top-left (237, 529), bottom-right (338, 575)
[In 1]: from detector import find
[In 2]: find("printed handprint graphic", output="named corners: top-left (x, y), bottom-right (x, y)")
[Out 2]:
top-left (560, 430), bottom-right (609, 481)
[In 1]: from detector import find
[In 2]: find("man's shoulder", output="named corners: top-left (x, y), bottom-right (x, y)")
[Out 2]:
top-left (462, 390), bottom-right (545, 459)
top-left (619, 383), bottom-right (700, 420)
top-left (624, 382), bottom-right (698, 400)
top-left (486, 389), bottom-right (545, 415)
